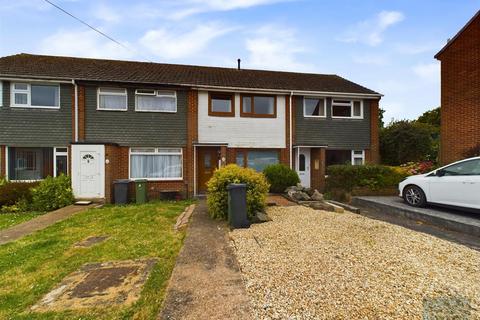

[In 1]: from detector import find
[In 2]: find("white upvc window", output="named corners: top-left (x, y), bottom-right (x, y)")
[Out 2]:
top-left (11, 82), bottom-right (60, 109)
top-left (351, 150), bottom-right (365, 165)
top-left (303, 97), bottom-right (326, 118)
top-left (54, 147), bottom-right (69, 177)
top-left (129, 147), bottom-right (183, 180)
top-left (97, 87), bottom-right (127, 111)
top-left (135, 89), bottom-right (177, 112)
top-left (331, 99), bottom-right (363, 119)
top-left (0, 81), bottom-right (3, 106)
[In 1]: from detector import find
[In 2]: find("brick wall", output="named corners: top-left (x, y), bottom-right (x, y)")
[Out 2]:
top-left (71, 85), bottom-right (86, 142)
top-left (104, 145), bottom-right (188, 203)
top-left (367, 99), bottom-right (380, 164)
top-left (0, 145), bottom-right (5, 177)
top-left (437, 13), bottom-right (480, 164)
top-left (186, 90), bottom-right (198, 196)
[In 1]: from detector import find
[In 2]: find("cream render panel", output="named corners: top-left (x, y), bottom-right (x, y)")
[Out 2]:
top-left (197, 91), bottom-right (286, 148)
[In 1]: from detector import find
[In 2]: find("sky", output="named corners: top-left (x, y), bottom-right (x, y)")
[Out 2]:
top-left (1, 0), bottom-right (479, 122)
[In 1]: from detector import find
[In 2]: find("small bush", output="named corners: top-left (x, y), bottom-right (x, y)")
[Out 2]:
top-left (207, 164), bottom-right (270, 220)
top-left (263, 164), bottom-right (300, 193)
top-left (326, 164), bottom-right (407, 193)
top-left (31, 175), bottom-right (75, 212)
top-left (0, 182), bottom-right (38, 207)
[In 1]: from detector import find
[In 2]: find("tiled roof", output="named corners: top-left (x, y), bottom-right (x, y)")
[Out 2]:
top-left (0, 53), bottom-right (380, 95)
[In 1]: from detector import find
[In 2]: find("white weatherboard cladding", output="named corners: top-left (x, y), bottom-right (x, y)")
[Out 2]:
top-left (197, 91), bottom-right (286, 148)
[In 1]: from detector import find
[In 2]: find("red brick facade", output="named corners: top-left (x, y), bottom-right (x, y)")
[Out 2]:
top-left (71, 85), bottom-right (86, 142)
top-left (436, 12), bottom-right (480, 164)
top-left (365, 99), bottom-right (380, 164)
top-left (0, 145), bottom-right (5, 177)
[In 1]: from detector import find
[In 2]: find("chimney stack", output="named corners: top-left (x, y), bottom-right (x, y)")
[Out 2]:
top-left (237, 58), bottom-right (241, 70)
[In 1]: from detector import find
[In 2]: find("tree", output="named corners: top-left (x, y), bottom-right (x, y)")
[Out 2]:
top-left (380, 120), bottom-right (435, 165)
top-left (417, 107), bottom-right (440, 127)
top-left (378, 107), bottom-right (386, 129)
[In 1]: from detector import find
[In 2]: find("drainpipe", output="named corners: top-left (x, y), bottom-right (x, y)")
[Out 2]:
top-left (72, 79), bottom-right (79, 142)
top-left (289, 91), bottom-right (293, 169)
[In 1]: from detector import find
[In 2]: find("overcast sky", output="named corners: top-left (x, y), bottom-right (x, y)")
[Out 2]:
top-left (1, 0), bottom-right (479, 121)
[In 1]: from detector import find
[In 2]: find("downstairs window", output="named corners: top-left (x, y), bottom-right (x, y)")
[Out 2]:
top-left (130, 148), bottom-right (183, 180)
top-left (326, 149), bottom-right (365, 166)
top-left (236, 150), bottom-right (279, 172)
top-left (8, 147), bottom-right (53, 180)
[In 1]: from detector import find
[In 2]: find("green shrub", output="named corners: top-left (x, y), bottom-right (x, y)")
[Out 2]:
top-left (263, 164), bottom-right (300, 193)
top-left (0, 176), bottom-right (7, 186)
top-left (0, 182), bottom-right (38, 207)
top-left (326, 164), bottom-right (407, 193)
top-left (207, 164), bottom-right (270, 220)
top-left (31, 175), bottom-right (74, 212)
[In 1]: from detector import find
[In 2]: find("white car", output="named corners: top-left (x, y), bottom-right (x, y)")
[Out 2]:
top-left (399, 156), bottom-right (480, 210)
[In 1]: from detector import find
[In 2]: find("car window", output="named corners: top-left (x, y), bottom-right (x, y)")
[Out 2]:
top-left (442, 159), bottom-right (480, 176)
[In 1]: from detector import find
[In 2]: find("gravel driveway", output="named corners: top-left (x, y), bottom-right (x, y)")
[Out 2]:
top-left (230, 205), bottom-right (480, 319)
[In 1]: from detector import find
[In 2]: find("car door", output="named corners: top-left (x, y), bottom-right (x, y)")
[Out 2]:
top-left (428, 159), bottom-right (480, 208)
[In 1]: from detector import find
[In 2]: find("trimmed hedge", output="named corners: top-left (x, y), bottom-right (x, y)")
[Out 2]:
top-left (326, 164), bottom-right (407, 193)
top-left (31, 175), bottom-right (75, 212)
top-left (263, 164), bottom-right (300, 193)
top-left (207, 164), bottom-right (270, 220)
top-left (0, 182), bottom-right (38, 207)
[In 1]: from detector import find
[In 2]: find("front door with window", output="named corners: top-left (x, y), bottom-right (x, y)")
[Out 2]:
top-left (297, 148), bottom-right (311, 187)
top-left (198, 147), bottom-right (219, 193)
top-left (72, 145), bottom-right (105, 199)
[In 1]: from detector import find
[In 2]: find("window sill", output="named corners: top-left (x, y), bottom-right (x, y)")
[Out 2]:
top-left (96, 108), bottom-right (128, 111)
top-left (11, 105), bottom-right (60, 109)
top-left (134, 109), bottom-right (177, 113)
top-left (129, 178), bottom-right (183, 182)
top-left (240, 114), bottom-right (276, 118)
top-left (304, 115), bottom-right (327, 119)
top-left (331, 116), bottom-right (364, 119)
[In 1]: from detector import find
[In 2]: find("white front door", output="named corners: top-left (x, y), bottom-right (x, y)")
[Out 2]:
top-left (297, 148), bottom-right (311, 188)
top-left (72, 145), bottom-right (105, 198)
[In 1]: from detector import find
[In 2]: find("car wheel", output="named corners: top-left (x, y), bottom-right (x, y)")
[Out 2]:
top-left (403, 185), bottom-right (427, 207)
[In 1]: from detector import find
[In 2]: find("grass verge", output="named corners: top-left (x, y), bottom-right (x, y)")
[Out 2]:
top-left (0, 200), bottom-right (191, 319)
top-left (0, 212), bottom-right (43, 230)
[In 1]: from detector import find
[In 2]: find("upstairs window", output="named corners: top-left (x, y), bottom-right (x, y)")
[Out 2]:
top-left (241, 95), bottom-right (276, 118)
top-left (208, 92), bottom-right (234, 116)
top-left (135, 89), bottom-right (177, 112)
top-left (11, 83), bottom-right (60, 108)
top-left (304, 97), bottom-right (326, 117)
top-left (97, 87), bottom-right (127, 111)
top-left (331, 99), bottom-right (363, 119)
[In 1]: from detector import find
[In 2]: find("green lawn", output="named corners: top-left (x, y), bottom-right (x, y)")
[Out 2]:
top-left (0, 212), bottom-right (43, 230)
top-left (0, 201), bottom-right (191, 320)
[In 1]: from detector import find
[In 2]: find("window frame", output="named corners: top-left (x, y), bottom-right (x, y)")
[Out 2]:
top-left (303, 97), bottom-right (327, 118)
top-left (235, 149), bottom-right (280, 171)
top-left (129, 147), bottom-right (183, 181)
top-left (351, 150), bottom-right (365, 165)
top-left (97, 87), bottom-right (128, 111)
top-left (331, 98), bottom-right (363, 119)
top-left (208, 92), bottom-right (235, 117)
top-left (240, 94), bottom-right (277, 118)
top-left (10, 82), bottom-right (61, 109)
top-left (134, 89), bottom-right (177, 113)
top-left (0, 81), bottom-right (3, 106)
top-left (54, 147), bottom-right (69, 177)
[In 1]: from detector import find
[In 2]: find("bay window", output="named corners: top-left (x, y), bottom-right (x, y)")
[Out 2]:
top-left (241, 95), bottom-right (276, 118)
top-left (130, 148), bottom-right (183, 180)
top-left (135, 89), bottom-right (176, 112)
top-left (331, 99), bottom-right (363, 118)
top-left (97, 87), bottom-right (127, 111)
top-left (11, 83), bottom-right (60, 108)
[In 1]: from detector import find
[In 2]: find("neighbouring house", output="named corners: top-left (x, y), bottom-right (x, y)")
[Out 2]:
top-left (435, 10), bottom-right (480, 165)
top-left (0, 53), bottom-right (381, 202)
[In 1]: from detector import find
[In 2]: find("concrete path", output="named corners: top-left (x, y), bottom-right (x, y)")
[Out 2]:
top-left (0, 204), bottom-right (95, 245)
top-left (159, 201), bottom-right (252, 320)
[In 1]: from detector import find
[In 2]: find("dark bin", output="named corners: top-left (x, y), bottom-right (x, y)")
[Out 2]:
top-left (135, 179), bottom-right (148, 204)
top-left (227, 183), bottom-right (250, 229)
top-left (113, 179), bottom-right (130, 205)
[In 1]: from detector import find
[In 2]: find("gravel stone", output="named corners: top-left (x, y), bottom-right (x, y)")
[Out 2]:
top-left (230, 205), bottom-right (480, 319)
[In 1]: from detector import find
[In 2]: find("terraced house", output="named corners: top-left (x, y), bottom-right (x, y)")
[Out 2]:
top-left (0, 53), bottom-right (381, 202)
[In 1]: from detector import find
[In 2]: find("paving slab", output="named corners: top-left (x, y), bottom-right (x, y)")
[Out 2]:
top-left (352, 196), bottom-right (480, 249)
top-left (159, 200), bottom-right (252, 320)
top-left (0, 204), bottom-right (95, 245)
